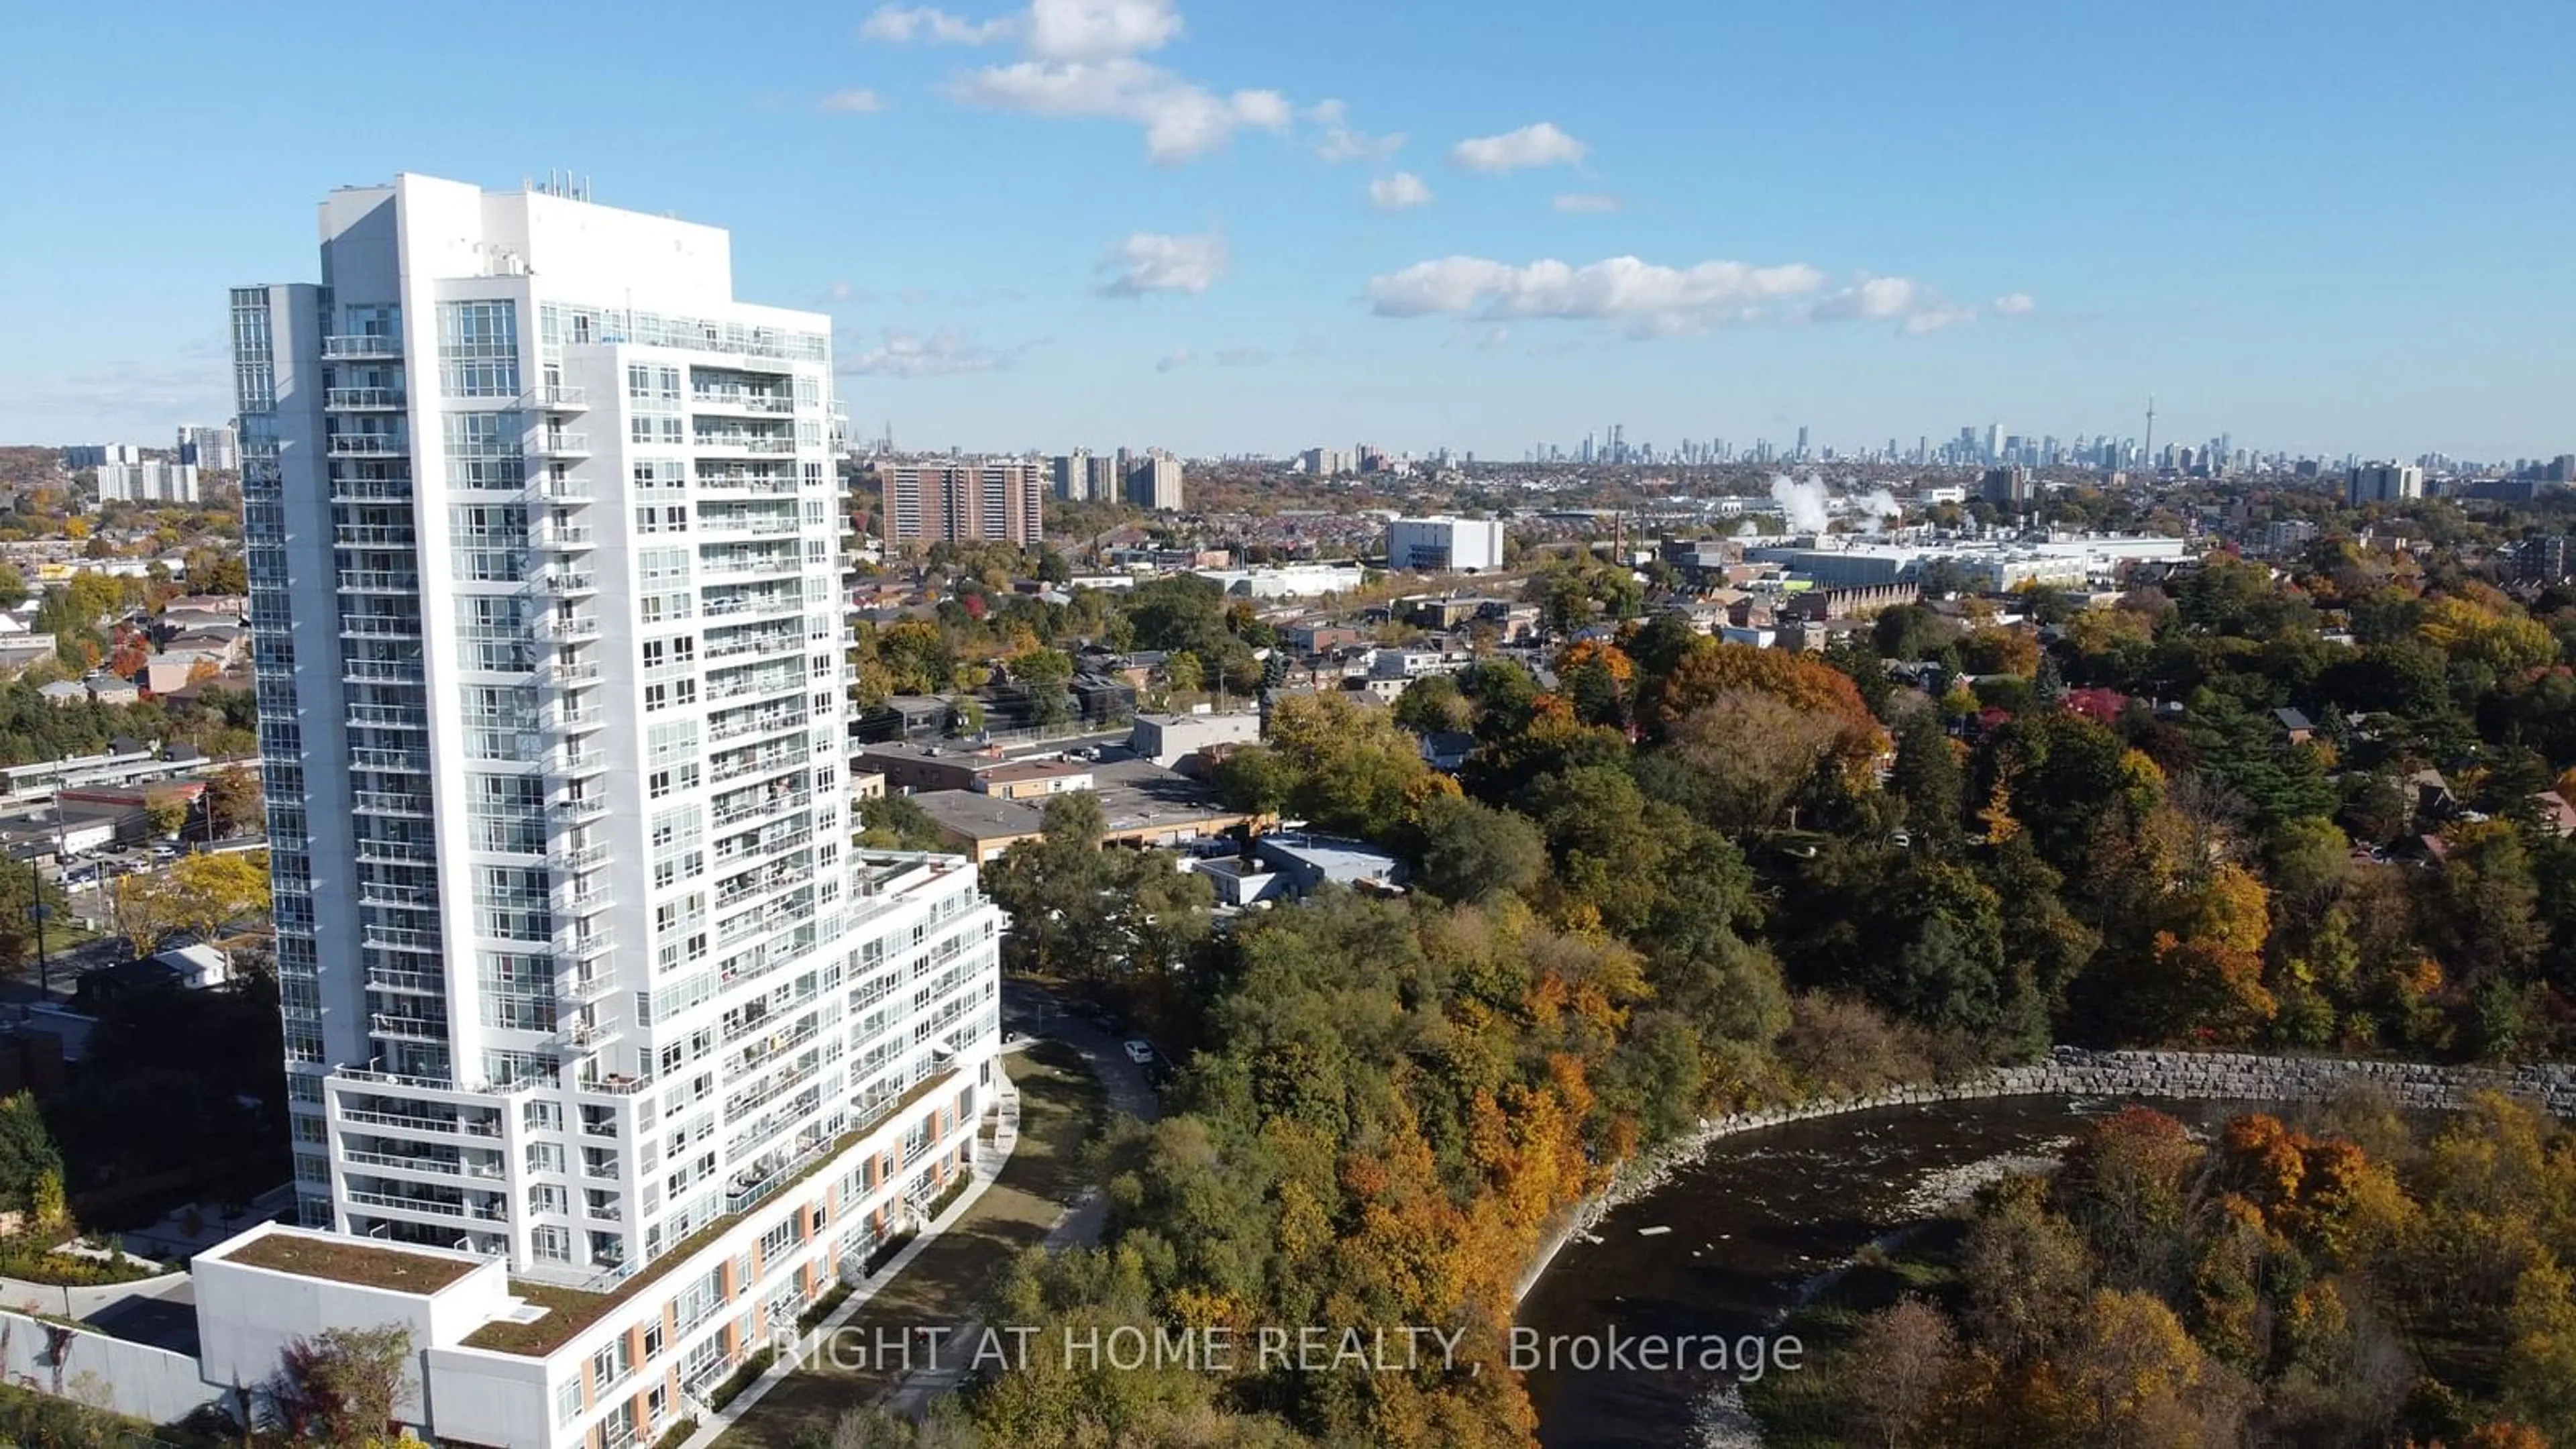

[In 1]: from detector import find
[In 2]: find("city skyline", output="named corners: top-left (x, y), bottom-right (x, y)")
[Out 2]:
top-left (7, 0), bottom-right (2575, 459)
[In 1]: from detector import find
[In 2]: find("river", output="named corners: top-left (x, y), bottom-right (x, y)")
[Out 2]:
top-left (1517, 1094), bottom-right (2249, 1448)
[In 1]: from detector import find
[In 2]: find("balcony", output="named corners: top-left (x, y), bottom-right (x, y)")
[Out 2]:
top-left (346, 1189), bottom-right (506, 1224)
top-left (555, 928), bottom-right (616, 963)
top-left (527, 431), bottom-right (591, 458)
top-left (550, 746), bottom-right (608, 777)
top-left (549, 794), bottom-right (608, 824)
top-left (363, 929), bottom-right (443, 957)
top-left (369, 1012), bottom-right (451, 1043)
top-left (341, 659), bottom-right (424, 686)
top-left (723, 1134), bottom-right (837, 1216)
top-left (529, 522), bottom-right (596, 551)
top-left (557, 971), bottom-right (617, 1006)
top-left (551, 842), bottom-right (610, 873)
top-left (326, 386), bottom-right (407, 410)
top-left (358, 882), bottom-right (440, 910)
top-left (532, 475), bottom-right (594, 504)
top-left (339, 1107), bottom-right (501, 1138)
top-left (531, 612), bottom-right (602, 645)
top-left (545, 706), bottom-right (606, 734)
top-left (698, 553), bottom-right (803, 582)
top-left (559, 1019), bottom-right (623, 1055)
top-left (322, 334), bottom-right (403, 360)
top-left (350, 746), bottom-right (431, 772)
top-left (692, 388), bottom-right (796, 415)
top-left (337, 569), bottom-right (422, 594)
top-left (352, 792), bottom-right (433, 818)
top-left (695, 514), bottom-right (802, 537)
top-left (704, 628), bottom-right (801, 661)
top-left (704, 669), bottom-right (801, 704)
top-left (345, 1148), bottom-right (504, 1181)
top-left (364, 967), bottom-right (445, 996)
top-left (707, 708), bottom-right (806, 744)
top-left (328, 435), bottom-right (409, 458)
top-left (698, 592), bottom-right (801, 621)
top-left (712, 787), bottom-right (810, 828)
top-left (694, 469), bottom-right (799, 496)
top-left (694, 432), bottom-right (798, 455)
top-left (527, 384), bottom-right (588, 411)
top-left (329, 476), bottom-right (414, 503)
top-left (535, 570), bottom-right (598, 598)
top-left (537, 661), bottom-right (600, 690)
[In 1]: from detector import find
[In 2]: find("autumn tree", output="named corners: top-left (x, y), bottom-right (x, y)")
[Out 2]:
top-left (266, 1324), bottom-right (415, 1444)
top-left (1662, 690), bottom-right (1843, 834)
top-left (1841, 1297), bottom-right (1960, 1449)
top-left (162, 850), bottom-right (273, 945)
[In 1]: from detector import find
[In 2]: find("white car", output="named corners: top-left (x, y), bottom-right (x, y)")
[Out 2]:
top-left (1122, 1040), bottom-right (1156, 1065)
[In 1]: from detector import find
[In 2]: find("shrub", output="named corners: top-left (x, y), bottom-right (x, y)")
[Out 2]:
top-left (708, 1348), bottom-right (773, 1410)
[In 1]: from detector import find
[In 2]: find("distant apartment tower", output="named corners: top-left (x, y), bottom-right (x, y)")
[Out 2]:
top-left (223, 174), bottom-right (1002, 1448)
top-left (1049, 451), bottom-right (1120, 503)
top-left (877, 459), bottom-right (1045, 545)
top-left (95, 460), bottom-right (200, 504)
top-left (1300, 446), bottom-right (1354, 477)
top-left (61, 443), bottom-right (143, 469)
top-left (1125, 450), bottom-right (1183, 511)
top-left (2263, 519), bottom-right (2321, 558)
top-left (2347, 462), bottom-right (2424, 506)
top-left (1386, 515), bottom-right (1505, 573)
top-left (2517, 535), bottom-right (2573, 584)
top-left (177, 422), bottom-right (240, 471)
top-left (1979, 466), bottom-right (2035, 510)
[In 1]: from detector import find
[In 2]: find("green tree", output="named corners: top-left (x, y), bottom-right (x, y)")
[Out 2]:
top-left (1888, 709), bottom-right (1966, 848)
top-left (0, 1091), bottom-right (65, 1214)
top-left (0, 561), bottom-right (26, 608)
top-left (1413, 794), bottom-right (1546, 904)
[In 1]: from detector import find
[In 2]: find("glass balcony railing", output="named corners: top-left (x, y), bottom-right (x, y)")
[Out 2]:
top-left (323, 334), bottom-right (403, 359)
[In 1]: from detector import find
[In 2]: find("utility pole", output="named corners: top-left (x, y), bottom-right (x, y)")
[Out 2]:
top-left (21, 849), bottom-right (48, 1000)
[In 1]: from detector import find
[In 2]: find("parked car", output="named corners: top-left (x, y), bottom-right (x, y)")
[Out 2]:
top-left (1122, 1040), bottom-right (1157, 1065)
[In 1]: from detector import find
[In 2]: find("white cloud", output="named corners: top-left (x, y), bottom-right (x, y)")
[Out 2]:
top-left (1808, 276), bottom-right (1985, 335)
top-left (859, 5), bottom-right (1014, 44)
top-left (1309, 99), bottom-right (1403, 163)
top-left (1215, 345), bottom-right (1270, 366)
top-left (1026, 0), bottom-right (1181, 60)
top-left (1366, 255), bottom-right (1825, 335)
top-left (949, 57), bottom-right (1289, 162)
top-left (839, 327), bottom-right (1022, 377)
top-left (826, 282), bottom-right (858, 303)
top-left (1902, 307), bottom-right (1978, 336)
top-left (1155, 348), bottom-right (1195, 372)
top-left (1992, 292), bottom-right (2037, 316)
top-left (1449, 122), bottom-right (1588, 174)
top-left (1551, 191), bottom-right (1621, 213)
top-left (1097, 231), bottom-right (1230, 297)
top-left (1813, 276), bottom-right (1925, 322)
top-left (1368, 172), bottom-right (1434, 211)
top-left (814, 88), bottom-right (890, 114)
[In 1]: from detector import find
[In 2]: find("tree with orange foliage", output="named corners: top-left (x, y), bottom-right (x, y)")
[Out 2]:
top-left (1644, 639), bottom-right (1887, 772)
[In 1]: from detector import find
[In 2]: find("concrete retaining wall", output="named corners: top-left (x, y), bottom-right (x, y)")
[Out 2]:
top-left (0, 1270), bottom-right (189, 1323)
top-left (0, 1305), bottom-right (219, 1424)
top-left (1515, 1048), bottom-right (2574, 1303)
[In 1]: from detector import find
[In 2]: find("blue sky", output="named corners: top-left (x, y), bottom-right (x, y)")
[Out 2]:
top-left (5, 0), bottom-right (2572, 462)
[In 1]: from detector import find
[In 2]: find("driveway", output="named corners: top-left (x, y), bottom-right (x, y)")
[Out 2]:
top-left (1000, 977), bottom-right (1161, 1124)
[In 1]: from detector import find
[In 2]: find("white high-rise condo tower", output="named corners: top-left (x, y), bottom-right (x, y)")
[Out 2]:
top-left (211, 175), bottom-right (1001, 1448)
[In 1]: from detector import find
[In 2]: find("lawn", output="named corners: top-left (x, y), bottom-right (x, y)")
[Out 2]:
top-left (716, 1040), bottom-right (1106, 1448)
